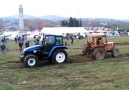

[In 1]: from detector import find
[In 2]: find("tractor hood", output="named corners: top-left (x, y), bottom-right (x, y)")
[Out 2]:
top-left (23, 45), bottom-right (42, 53)
top-left (107, 42), bottom-right (114, 44)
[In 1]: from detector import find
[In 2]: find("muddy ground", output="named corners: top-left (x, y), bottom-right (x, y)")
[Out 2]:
top-left (0, 53), bottom-right (129, 69)
top-left (69, 53), bottom-right (129, 63)
top-left (0, 42), bottom-right (129, 68)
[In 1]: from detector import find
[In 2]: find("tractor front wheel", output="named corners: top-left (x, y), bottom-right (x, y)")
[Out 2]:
top-left (82, 44), bottom-right (87, 55)
top-left (92, 48), bottom-right (105, 60)
top-left (111, 48), bottom-right (119, 57)
top-left (24, 54), bottom-right (38, 68)
top-left (52, 49), bottom-right (68, 64)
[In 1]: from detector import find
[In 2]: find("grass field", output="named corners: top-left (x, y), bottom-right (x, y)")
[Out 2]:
top-left (0, 36), bottom-right (129, 90)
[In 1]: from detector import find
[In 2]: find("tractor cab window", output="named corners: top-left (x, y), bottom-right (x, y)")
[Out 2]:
top-left (96, 38), bottom-right (101, 44)
top-left (56, 37), bottom-right (63, 45)
top-left (102, 36), bottom-right (107, 43)
top-left (96, 37), bottom-right (106, 44)
top-left (87, 36), bottom-right (92, 42)
top-left (45, 36), bottom-right (55, 45)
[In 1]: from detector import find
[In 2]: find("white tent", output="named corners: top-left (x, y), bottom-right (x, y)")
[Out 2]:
top-left (41, 27), bottom-right (90, 36)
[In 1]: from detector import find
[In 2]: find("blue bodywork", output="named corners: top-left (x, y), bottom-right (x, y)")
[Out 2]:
top-left (23, 45), bottom-right (68, 58)
top-left (23, 45), bottom-right (42, 53)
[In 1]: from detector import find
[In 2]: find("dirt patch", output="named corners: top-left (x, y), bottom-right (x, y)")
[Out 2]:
top-left (119, 53), bottom-right (129, 57)
top-left (69, 54), bottom-right (95, 63)
top-left (70, 48), bottom-right (82, 49)
top-left (69, 53), bottom-right (129, 63)
top-left (0, 55), bottom-right (94, 68)
top-left (0, 61), bottom-right (24, 69)
top-left (0, 53), bottom-right (129, 68)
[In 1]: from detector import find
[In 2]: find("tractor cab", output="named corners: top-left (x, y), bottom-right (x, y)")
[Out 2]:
top-left (42, 35), bottom-right (63, 56)
top-left (86, 34), bottom-right (107, 48)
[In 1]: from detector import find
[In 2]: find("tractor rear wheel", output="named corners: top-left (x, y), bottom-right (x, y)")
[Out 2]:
top-left (92, 47), bottom-right (105, 60)
top-left (52, 49), bottom-right (68, 64)
top-left (111, 48), bottom-right (119, 57)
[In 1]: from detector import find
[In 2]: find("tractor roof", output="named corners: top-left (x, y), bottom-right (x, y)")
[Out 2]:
top-left (87, 33), bottom-right (106, 38)
top-left (44, 34), bottom-right (63, 37)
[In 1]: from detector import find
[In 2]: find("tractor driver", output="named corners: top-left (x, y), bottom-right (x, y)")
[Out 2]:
top-left (97, 38), bottom-right (101, 44)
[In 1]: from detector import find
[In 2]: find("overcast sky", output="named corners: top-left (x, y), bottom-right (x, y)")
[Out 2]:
top-left (0, 0), bottom-right (129, 19)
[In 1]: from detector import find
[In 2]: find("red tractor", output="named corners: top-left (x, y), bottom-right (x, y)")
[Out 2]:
top-left (82, 34), bottom-right (119, 60)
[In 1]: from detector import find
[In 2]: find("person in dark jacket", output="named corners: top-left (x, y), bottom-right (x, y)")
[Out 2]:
top-left (0, 43), bottom-right (6, 54)
top-left (19, 40), bottom-right (23, 52)
top-left (15, 37), bottom-right (17, 44)
top-left (71, 36), bottom-right (74, 44)
top-left (35, 39), bottom-right (40, 45)
top-left (1, 37), bottom-right (6, 44)
top-left (25, 40), bottom-right (30, 48)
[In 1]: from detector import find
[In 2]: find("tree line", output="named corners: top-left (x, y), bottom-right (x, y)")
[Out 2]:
top-left (1, 18), bottom-right (129, 31)
top-left (61, 17), bottom-right (82, 27)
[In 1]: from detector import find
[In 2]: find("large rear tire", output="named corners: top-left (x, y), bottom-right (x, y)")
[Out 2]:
top-left (52, 49), bottom-right (68, 64)
top-left (24, 54), bottom-right (38, 68)
top-left (92, 47), bottom-right (105, 60)
top-left (111, 48), bottom-right (119, 57)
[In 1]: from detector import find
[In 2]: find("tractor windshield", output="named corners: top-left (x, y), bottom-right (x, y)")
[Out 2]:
top-left (42, 35), bottom-right (63, 46)
top-left (87, 35), bottom-right (107, 44)
top-left (87, 36), bottom-right (93, 42)
top-left (101, 36), bottom-right (107, 43)
top-left (95, 36), bottom-right (107, 44)
top-left (44, 36), bottom-right (55, 45)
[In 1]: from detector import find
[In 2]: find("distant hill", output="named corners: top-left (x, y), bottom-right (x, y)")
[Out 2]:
top-left (0, 15), bottom-right (67, 21)
top-left (0, 15), bottom-right (38, 20)
top-left (0, 15), bottom-right (129, 22)
top-left (39, 15), bottom-right (67, 21)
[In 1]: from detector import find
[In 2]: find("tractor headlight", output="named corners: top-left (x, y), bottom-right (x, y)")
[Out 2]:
top-left (33, 50), bottom-right (37, 53)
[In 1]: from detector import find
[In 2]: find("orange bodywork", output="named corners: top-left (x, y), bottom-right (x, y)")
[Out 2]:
top-left (86, 34), bottom-right (115, 51)
top-left (87, 33), bottom-right (106, 38)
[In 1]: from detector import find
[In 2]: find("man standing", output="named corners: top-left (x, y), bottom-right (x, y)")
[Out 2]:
top-left (19, 40), bottom-right (23, 52)
top-left (25, 40), bottom-right (30, 48)
top-left (15, 37), bottom-right (17, 43)
top-left (0, 43), bottom-right (6, 54)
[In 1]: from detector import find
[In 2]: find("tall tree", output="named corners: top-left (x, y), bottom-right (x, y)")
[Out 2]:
top-left (61, 20), bottom-right (68, 26)
top-left (68, 17), bottom-right (74, 27)
top-left (79, 18), bottom-right (82, 27)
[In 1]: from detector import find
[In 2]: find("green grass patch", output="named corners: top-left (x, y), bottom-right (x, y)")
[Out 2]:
top-left (0, 37), bottom-right (129, 89)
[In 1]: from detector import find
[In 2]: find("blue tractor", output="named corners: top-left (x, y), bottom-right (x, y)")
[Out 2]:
top-left (20, 35), bottom-right (68, 68)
